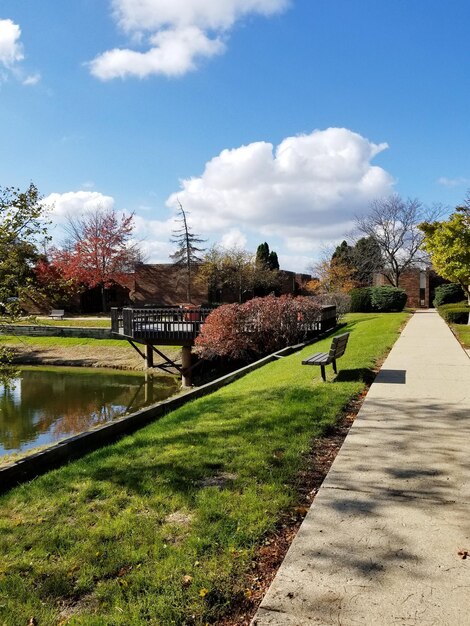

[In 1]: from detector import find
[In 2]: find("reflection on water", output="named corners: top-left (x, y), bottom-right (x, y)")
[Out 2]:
top-left (0, 367), bottom-right (179, 457)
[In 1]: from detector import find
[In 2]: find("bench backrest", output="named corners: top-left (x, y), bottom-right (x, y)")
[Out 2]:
top-left (329, 332), bottom-right (350, 359)
top-left (50, 309), bottom-right (64, 315)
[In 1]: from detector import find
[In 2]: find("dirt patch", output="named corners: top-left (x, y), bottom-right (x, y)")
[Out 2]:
top-left (199, 472), bottom-right (238, 488)
top-left (10, 344), bottom-right (182, 372)
top-left (165, 511), bottom-right (194, 526)
top-left (58, 593), bottom-right (100, 620)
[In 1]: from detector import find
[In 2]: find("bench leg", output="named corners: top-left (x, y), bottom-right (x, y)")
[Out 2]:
top-left (332, 359), bottom-right (337, 374)
top-left (320, 364), bottom-right (326, 382)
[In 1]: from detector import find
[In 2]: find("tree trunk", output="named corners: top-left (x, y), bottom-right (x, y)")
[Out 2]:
top-left (100, 284), bottom-right (107, 313)
top-left (467, 284), bottom-right (470, 325)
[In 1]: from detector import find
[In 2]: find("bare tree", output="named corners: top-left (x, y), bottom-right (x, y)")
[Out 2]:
top-left (170, 201), bottom-right (205, 303)
top-left (355, 194), bottom-right (439, 287)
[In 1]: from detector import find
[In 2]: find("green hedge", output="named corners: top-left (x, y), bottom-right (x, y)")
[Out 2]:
top-left (437, 301), bottom-right (470, 324)
top-left (350, 286), bottom-right (407, 313)
top-left (350, 287), bottom-right (373, 312)
top-left (371, 286), bottom-right (407, 312)
top-left (433, 283), bottom-right (466, 307)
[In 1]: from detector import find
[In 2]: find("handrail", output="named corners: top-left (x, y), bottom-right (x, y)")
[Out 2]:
top-left (110, 304), bottom-right (336, 343)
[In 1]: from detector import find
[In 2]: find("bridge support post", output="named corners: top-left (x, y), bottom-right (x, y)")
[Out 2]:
top-left (181, 345), bottom-right (192, 387)
top-left (145, 344), bottom-right (154, 369)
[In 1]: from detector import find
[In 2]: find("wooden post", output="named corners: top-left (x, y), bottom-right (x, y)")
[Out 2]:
top-left (145, 344), bottom-right (154, 369)
top-left (181, 345), bottom-right (192, 387)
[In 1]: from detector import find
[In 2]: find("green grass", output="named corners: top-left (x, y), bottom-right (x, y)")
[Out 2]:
top-left (34, 318), bottom-right (111, 328)
top-left (1, 317), bottom-right (112, 328)
top-left (0, 335), bottom-right (127, 348)
top-left (452, 324), bottom-right (470, 348)
top-left (0, 312), bottom-right (408, 625)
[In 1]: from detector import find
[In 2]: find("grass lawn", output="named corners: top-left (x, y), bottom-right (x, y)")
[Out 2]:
top-left (0, 312), bottom-right (408, 625)
top-left (1, 318), bottom-right (112, 328)
top-left (35, 318), bottom-right (112, 328)
top-left (452, 323), bottom-right (470, 348)
top-left (0, 335), bottom-right (127, 348)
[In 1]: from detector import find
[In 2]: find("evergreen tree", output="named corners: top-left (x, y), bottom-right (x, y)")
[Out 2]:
top-left (255, 242), bottom-right (270, 268)
top-left (256, 242), bottom-right (280, 271)
top-left (170, 201), bottom-right (205, 302)
top-left (268, 250), bottom-right (279, 271)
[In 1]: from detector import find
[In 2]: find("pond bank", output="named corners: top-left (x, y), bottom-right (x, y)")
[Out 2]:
top-left (7, 342), bottom-right (181, 372)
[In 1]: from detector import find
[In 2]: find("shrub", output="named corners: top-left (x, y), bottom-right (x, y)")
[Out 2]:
top-left (350, 287), bottom-right (373, 312)
top-left (195, 295), bottom-right (323, 360)
top-left (370, 286), bottom-right (407, 312)
top-left (433, 283), bottom-right (466, 307)
top-left (439, 308), bottom-right (469, 324)
top-left (437, 301), bottom-right (470, 324)
top-left (438, 300), bottom-right (469, 310)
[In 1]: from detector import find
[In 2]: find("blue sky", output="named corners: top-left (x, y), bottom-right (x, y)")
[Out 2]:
top-left (1, 0), bottom-right (470, 271)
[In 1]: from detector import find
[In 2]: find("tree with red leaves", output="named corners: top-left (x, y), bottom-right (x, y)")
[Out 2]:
top-left (51, 207), bottom-right (140, 312)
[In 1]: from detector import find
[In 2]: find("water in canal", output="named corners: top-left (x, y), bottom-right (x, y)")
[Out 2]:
top-left (0, 367), bottom-right (180, 458)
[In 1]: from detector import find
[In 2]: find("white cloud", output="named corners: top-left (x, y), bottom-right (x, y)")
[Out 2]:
top-left (45, 191), bottom-right (116, 221)
top-left (0, 19), bottom-right (41, 85)
top-left (111, 0), bottom-right (289, 31)
top-left (0, 19), bottom-right (23, 68)
top-left (22, 72), bottom-right (41, 86)
top-left (126, 213), bottom-right (176, 262)
top-left (219, 228), bottom-right (247, 249)
top-left (166, 128), bottom-right (394, 259)
top-left (90, 26), bottom-right (224, 80)
top-left (44, 192), bottom-right (176, 263)
top-left (90, 0), bottom-right (289, 80)
top-left (437, 176), bottom-right (470, 188)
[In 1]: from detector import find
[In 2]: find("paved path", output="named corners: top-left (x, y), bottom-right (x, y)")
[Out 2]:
top-left (253, 310), bottom-right (470, 625)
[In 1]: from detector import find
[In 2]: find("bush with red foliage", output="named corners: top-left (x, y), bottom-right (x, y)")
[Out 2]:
top-left (195, 295), bottom-right (322, 360)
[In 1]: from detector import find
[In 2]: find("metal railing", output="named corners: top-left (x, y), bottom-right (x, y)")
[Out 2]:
top-left (111, 304), bottom-right (336, 345)
top-left (111, 307), bottom-right (214, 342)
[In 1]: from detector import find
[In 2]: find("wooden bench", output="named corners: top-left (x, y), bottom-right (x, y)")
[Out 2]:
top-left (302, 332), bottom-right (350, 381)
top-left (49, 309), bottom-right (65, 320)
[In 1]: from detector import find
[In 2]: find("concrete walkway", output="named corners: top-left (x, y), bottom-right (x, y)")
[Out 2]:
top-left (253, 310), bottom-right (470, 625)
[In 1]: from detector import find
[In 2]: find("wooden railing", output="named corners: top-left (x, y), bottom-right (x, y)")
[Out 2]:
top-left (111, 304), bottom-right (337, 346)
top-left (111, 307), bottom-right (214, 343)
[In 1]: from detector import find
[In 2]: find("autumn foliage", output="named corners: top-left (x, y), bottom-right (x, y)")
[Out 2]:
top-left (195, 295), bottom-right (322, 360)
top-left (51, 209), bottom-right (137, 289)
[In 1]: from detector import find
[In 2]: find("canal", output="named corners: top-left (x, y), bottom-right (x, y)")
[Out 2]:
top-left (0, 366), bottom-right (179, 459)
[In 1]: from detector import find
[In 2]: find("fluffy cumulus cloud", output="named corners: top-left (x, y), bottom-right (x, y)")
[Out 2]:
top-left (45, 191), bottom-right (116, 221)
top-left (90, 0), bottom-right (289, 79)
top-left (0, 18), bottom-right (40, 85)
top-left (0, 18), bottom-right (24, 80)
top-left (166, 128), bottom-right (394, 259)
top-left (0, 19), bottom-right (24, 68)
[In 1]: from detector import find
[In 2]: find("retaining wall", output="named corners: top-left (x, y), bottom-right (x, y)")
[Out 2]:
top-left (0, 325), bottom-right (122, 340)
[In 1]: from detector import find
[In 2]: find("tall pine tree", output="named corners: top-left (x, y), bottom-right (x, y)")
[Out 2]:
top-left (170, 201), bottom-right (205, 303)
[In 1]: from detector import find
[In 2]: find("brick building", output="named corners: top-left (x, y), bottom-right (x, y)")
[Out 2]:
top-left (373, 268), bottom-right (448, 308)
top-left (129, 264), bottom-right (311, 306)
